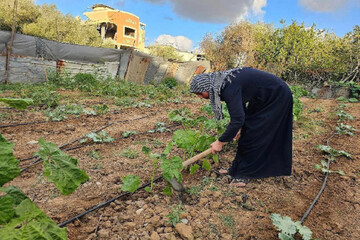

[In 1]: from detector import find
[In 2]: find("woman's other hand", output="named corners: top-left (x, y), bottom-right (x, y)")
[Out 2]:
top-left (233, 129), bottom-right (241, 141)
top-left (210, 140), bottom-right (225, 154)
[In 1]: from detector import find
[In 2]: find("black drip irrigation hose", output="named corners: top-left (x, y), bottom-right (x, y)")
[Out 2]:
top-left (0, 107), bottom-right (158, 129)
top-left (299, 132), bottom-right (337, 224)
top-left (0, 120), bottom-right (48, 129)
top-left (19, 106), bottom-right (161, 163)
top-left (19, 123), bottom-right (181, 173)
top-left (58, 176), bottom-right (163, 228)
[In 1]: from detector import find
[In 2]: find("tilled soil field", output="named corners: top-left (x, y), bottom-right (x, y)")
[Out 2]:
top-left (1, 93), bottom-right (359, 240)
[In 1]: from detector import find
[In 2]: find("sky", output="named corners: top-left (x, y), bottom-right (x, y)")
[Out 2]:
top-left (35, 0), bottom-right (360, 51)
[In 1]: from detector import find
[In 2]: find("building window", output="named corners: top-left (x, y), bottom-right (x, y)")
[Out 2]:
top-left (124, 27), bottom-right (136, 38)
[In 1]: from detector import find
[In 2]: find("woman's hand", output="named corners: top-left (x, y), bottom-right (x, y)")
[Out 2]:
top-left (210, 140), bottom-right (225, 154)
top-left (233, 129), bottom-right (241, 141)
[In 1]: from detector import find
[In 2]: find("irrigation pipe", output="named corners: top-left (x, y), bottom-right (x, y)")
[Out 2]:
top-left (0, 108), bottom-right (156, 129)
top-left (299, 130), bottom-right (341, 224)
top-left (19, 122), bottom-right (180, 173)
top-left (0, 120), bottom-right (49, 129)
top-left (19, 106), bottom-right (161, 163)
top-left (58, 176), bottom-right (163, 227)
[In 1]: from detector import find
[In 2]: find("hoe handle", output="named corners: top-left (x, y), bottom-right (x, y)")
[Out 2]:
top-left (182, 148), bottom-right (212, 167)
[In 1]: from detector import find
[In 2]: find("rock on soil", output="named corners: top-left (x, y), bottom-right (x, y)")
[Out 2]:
top-left (175, 223), bottom-right (194, 240)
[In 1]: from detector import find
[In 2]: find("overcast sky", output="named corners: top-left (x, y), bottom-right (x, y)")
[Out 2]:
top-left (36, 0), bottom-right (360, 51)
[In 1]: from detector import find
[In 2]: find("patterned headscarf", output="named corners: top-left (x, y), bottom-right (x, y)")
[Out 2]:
top-left (190, 68), bottom-right (242, 120)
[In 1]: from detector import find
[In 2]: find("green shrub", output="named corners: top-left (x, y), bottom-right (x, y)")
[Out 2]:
top-left (26, 86), bottom-right (60, 108)
top-left (73, 73), bottom-right (99, 92)
top-left (289, 85), bottom-right (307, 121)
top-left (161, 77), bottom-right (178, 89)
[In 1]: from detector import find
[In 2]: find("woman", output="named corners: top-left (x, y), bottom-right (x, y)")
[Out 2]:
top-left (190, 67), bottom-right (293, 187)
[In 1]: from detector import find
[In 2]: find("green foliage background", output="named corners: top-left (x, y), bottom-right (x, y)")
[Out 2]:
top-left (201, 21), bottom-right (360, 85)
top-left (0, 0), bottom-right (102, 47)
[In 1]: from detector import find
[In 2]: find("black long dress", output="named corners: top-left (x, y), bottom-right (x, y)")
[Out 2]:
top-left (219, 67), bottom-right (293, 179)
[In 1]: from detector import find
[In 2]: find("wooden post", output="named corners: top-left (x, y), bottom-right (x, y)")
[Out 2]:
top-left (4, 0), bottom-right (18, 84)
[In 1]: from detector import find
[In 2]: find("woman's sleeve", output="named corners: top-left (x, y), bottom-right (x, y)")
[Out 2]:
top-left (218, 89), bottom-right (245, 142)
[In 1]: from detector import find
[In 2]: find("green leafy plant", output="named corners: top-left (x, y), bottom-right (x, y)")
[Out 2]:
top-left (336, 109), bottom-right (354, 121)
top-left (0, 186), bottom-right (67, 239)
top-left (202, 159), bottom-right (211, 171)
top-left (190, 164), bottom-right (200, 175)
top-left (43, 103), bottom-right (96, 121)
top-left (73, 73), bottom-right (100, 92)
top-left (0, 98), bottom-right (34, 110)
top-left (142, 142), bottom-right (183, 194)
top-left (161, 156), bottom-right (183, 182)
top-left (161, 77), bottom-right (178, 89)
top-left (120, 148), bottom-right (139, 159)
top-left (168, 107), bottom-right (194, 125)
top-left (25, 86), bottom-right (60, 108)
top-left (92, 104), bottom-right (109, 114)
top-left (121, 174), bottom-right (141, 193)
top-left (36, 138), bottom-right (90, 195)
top-left (147, 122), bottom-right (171, 133)
top-left (122, 131), bottom-right (137, 138)
top-left (81, 131), bottom-right (114, 143)
top-left (0, 134), bottom-right (20, 186)
top-left (314, 160), bottom-right (345, 175)
top-left (316, 145), bottom-right (352, 159)
top-left (166, 203), bottom-right (186, 227)
top-left (173, 129), bottom-right (215, 157)
top-left (290, 85), bottom-right (307, 121)
top-left (270, 213), bottom-right (312, 240)
top-left (87, 150), bottom-right (103, 160)
top-left (133, 102), bottom-right (152, 108)
top-left (335, 123), bottom-right (356, 136)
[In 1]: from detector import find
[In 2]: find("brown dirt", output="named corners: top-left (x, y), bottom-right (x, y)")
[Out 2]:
top-left (1, 93), bottom-right (359, 240)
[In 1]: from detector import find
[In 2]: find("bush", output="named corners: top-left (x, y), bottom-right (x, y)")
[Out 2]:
top-left (161, 77), bottom-right (178, 89)
top-left (73, 73), bottom-right (99, 92)
top-left (26, 85), bottom-right (60, 108)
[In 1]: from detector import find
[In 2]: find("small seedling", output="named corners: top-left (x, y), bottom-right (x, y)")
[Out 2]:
top-left (120, 148), bottom-right (139, 159)
top-left (81, 131), bottom-right (114, 143)
top-left (166, 203), bottom-right (186, 227)
top-left (122, 131), bottom-right (137, 138)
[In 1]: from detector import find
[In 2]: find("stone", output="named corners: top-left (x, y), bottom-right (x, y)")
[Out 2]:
top-left (150, 231), bottom-right (160, 240)
top-left (136, 208), bottom-right (144, 215)
top-left (181, 219), bottom-right (189, 224)
top-left (124, 222), bottom-right (136, 230)
top-left (103, 220), bottom-right (112, 228)
top-left (156, 227), bottom-right (164, 233)
top-left (199, 198), bottom-right (208, 205)
top-left (221, 233), bottom-right (232, 239)
top-left (97, 229), bottom-right (110, 238)
top-left (27, 140), bottom-right (38, 145)
top-left (175, 223), bottom-right (194, 240)
top-left (150, 215), bottom-right (161, 227)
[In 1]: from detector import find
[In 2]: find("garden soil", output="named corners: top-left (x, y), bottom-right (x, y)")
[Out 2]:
top-left (1, 94), bottom-right (359, 240)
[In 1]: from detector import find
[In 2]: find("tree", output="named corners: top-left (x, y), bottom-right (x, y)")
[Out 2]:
top-left (0, 0), bottom-right (39, 31)
top-left (148, 44), bottom-right (184, 61)
top-left (0, 1), bottom-right (103, 47)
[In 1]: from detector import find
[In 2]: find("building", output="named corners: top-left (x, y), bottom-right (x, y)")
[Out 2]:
top-left (84, 4), bottom-right (145, 50)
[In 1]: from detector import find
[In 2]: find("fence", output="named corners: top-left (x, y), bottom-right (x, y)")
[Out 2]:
top-left (0, 30), bottom-right (210, 84)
